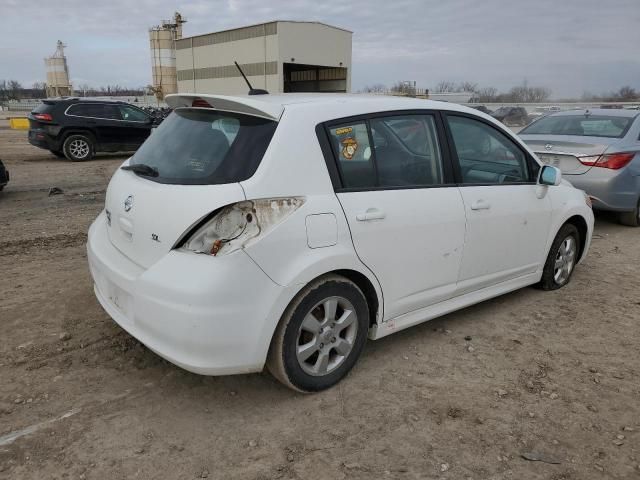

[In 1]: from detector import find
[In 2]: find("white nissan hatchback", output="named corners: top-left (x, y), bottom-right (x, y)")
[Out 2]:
top-left (87, 94), bottom-right (594, 392)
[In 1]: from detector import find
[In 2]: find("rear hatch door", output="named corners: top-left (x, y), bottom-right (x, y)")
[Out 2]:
top-left (520, 135), bottom-right (611, 174)
top-left (105, 169), bottom-right (245, 269)
top-left (103, 106), bottom-right (278, 269)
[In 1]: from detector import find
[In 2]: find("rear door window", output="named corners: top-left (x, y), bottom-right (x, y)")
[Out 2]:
top-left (128, 109), bottom-right (277, 184)
top-left (370, 114), bottom-right (443, 187)
top-left (328, 122), bottom-right (376, 188)
top-left (67, 103), bottom-right (121, 120)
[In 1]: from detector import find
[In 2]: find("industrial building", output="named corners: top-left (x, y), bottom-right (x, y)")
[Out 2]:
top-left (149, 12), bottom-right (187, 100)
top-left (44, 41), bottom-right (72, 97)
top-left (174, 21), bottom-right (352, 95)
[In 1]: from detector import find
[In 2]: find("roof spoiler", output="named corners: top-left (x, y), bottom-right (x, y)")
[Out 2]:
top-left (165, 94), bottom-right (283, 121)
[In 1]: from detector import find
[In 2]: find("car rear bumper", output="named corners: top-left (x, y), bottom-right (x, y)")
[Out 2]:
top-left (565, 169), bottom-right (639, 212)
top-left (28, 129), bottom-right (60, 151)
top-left (87, 212), bottom-right (292, 375)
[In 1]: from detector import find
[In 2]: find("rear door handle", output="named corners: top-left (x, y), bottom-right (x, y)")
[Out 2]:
top-left (470, 200), bottom-right (491, 210)
top-left (356, 208), bottom-right (386, 221)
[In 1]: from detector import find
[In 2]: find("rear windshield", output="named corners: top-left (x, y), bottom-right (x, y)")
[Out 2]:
top-left (521, 115), bottom-right (633, 138)
top-left (32, 102), bottom-right (55, 113)
top-left (129, 108), bottom-right (277, 184)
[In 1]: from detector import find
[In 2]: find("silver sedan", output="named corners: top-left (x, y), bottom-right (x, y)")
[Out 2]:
top-left (519, 109), bottom-right (640, 226)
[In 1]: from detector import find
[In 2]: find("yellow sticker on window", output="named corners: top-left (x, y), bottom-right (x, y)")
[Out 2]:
top-left (341, 137), bottom-right (358, 160)
top-left (335, 127), bottom-right (353, 136)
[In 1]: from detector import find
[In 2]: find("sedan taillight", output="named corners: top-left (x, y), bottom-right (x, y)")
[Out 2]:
top-left (578, 152), bottom-right (635, 170)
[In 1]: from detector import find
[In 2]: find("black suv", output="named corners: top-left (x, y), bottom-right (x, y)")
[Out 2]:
top-left (0, 159), bottom-right (9, 191)
top-left (28, 98), bottom-right (155, 161)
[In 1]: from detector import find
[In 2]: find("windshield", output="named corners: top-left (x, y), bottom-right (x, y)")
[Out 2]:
top-left (129, 108), bottom-right (277, 184)
top-left (520, 114), bottom-right (632, 138)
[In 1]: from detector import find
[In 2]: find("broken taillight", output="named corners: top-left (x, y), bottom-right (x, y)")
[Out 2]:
top-left (182, 198), bottom-right (305, 256)
top-left (578, 152), bottom-right (636, 170)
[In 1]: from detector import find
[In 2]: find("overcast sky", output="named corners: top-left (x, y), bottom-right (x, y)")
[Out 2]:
top-left (2, 0), bottom-right (639, 98)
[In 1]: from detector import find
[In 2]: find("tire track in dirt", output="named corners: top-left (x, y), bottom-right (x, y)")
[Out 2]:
top-left (0, 232), bottom-right (87, 257)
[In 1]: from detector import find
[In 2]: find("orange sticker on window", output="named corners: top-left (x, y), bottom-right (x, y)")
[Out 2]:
top-left (335, 127), bottom-right (353, 136)
top-left (341, 137), bottom-right (358, 160)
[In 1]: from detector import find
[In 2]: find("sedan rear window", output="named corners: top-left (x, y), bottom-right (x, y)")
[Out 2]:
top-left (521, 115), bottom-right (632, 138)
top-left (129, 109), bottom-right (277, 184)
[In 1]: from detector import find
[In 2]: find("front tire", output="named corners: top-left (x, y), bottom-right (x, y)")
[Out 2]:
top-left (618, 199), bottom-right (640, 227)
top-left (266, 275), bottom-right (369, 392)
top-left (63, 134), bottom-right (94, 161)
top-left (539, 224), bottom-right (580, 290)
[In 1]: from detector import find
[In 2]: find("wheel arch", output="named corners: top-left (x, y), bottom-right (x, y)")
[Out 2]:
top-left (563, 214), bottom-right (589, 262)
top-left (332, 269), bottom-right (380, 328)
top-left (61, 128), bottom-right (97, 144)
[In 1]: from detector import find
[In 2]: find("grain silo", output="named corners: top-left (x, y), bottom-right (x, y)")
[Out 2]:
top-left (149, 12), bottom-right (186, 100)
top-left (45, 41), bottom-right (73, 97)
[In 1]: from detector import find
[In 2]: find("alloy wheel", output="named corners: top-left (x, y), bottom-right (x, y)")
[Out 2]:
top-left (296, 296), bottom-right (358, 376)
top-left (553, 236), bottom-right (576, 285)
top-left (69, 139), bottom-right (89, 159)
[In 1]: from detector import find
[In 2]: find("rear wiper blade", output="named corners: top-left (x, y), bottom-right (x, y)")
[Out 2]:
top-left (121, 163), bottom-right (159, 177)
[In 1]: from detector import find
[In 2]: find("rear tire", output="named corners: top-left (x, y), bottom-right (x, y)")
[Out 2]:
top-left (63, 134), bottom-right (94, 161)
top-left (50, 150), bottom-right (65, 158)
top-left (539, 224), bottom-right (580, 290)
top-left (266, 274), bottom-right (369, 392)
top-left (618, 200), bottom-right (640, 227)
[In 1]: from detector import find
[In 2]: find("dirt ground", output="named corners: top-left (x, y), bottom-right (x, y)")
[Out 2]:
top-left (0, 116), bottom-right (639, 480)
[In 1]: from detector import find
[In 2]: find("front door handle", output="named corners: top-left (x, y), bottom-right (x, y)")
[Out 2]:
top-left (356, 208), bottom-right (386, 221)
top-left (470, 200), bottom-right (491, 210)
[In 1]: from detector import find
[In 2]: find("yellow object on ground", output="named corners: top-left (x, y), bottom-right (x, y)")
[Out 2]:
top-left (9, 117), bottom-right (29, 130)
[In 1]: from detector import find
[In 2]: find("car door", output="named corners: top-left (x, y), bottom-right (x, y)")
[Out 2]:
top-left (70, 103), bottom-right (124, 148)
top-left (65, 103), bottom-right (117, 147)
top-left (324, 112), bottom-right (467, 321)
top-left (444, 113), bottom-right (551, 294)
top-left (117, 105), bottom-right (153, 148)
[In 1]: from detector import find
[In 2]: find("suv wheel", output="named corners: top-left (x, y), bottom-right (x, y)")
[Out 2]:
top-left (267, 275), bottom-right (369, 392)
top-left (50, 150), bottom-right (65, 158)
top-left (63, 134), bottom-right (94, 161)
top-left (539, 224), bottom-right (580, 290)
top-left (618, 199), bottom-right (640, 227)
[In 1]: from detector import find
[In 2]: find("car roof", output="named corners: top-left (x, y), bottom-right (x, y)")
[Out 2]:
top-left (166, 93), bottom-right (477, 121)
top-left (43, 97), bottom-right (131, 105)
top-left (545, 108), bottom-right (639, 118)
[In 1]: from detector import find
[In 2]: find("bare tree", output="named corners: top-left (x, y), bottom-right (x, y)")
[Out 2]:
top-left (361, 83), bottom-right (387, 93)
top-left (7, 80), bottom-right (23, 100)
top-left (391, 81), bottom-right (416, 96)
top-left (32, 81), bottom-right (47, 97)
top-left (458, 81), bottom-right (478, 93)
top-left (475, 86), bottom-right (498, 102)
top-left (617, 86), bottom-right (637, 101)
top-left (435, 80), bottom-right (456, 93)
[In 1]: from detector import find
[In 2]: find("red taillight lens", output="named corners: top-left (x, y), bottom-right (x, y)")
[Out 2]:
top-left (191, 99), bottom-right (211, 108)
top-left (33, 113), bottom-right (53, 121)
top-left (579, 152), bottom-right (636, 170)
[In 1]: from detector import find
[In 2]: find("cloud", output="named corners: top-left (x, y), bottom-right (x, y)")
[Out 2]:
top-left (2, 0), bottom-right (638, 97)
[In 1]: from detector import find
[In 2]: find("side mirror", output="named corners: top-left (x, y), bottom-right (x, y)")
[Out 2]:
top-left (539, 165), bottom-right (562, 186)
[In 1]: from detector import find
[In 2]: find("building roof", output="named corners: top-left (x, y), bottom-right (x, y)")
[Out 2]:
top-left (179, 20), bottom-right (352, 42)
